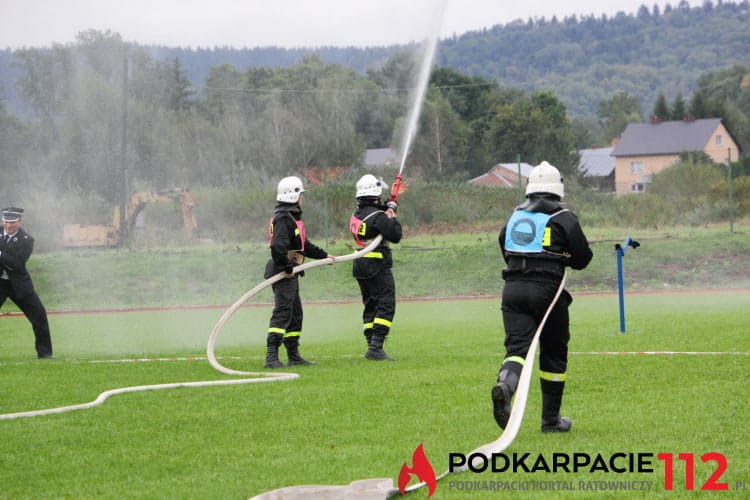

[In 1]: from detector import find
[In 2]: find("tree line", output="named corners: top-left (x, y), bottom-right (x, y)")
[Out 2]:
top-left (0, 31), bottom-right (581, 205)
top-left (0, 18), bottom-right (748, 229)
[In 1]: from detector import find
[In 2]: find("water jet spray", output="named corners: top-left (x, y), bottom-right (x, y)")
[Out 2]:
top-left (386, 0), bottom-right (445, 208)
top-left (213, 3), bottom-right (450, 497)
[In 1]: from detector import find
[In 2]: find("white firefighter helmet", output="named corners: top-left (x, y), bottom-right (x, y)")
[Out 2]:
top-left (525, 161), bottom-right (564, 198)
top-left (355, 174), bottom-right (388, 198)
top-left (276, 176), bottom-right (306, 203)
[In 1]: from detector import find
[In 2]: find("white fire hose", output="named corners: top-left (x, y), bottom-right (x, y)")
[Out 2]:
top-left (206, 235), bottom-right (383, 376)
top-left (2, 242), bottom-right (569, 500)
top-left (0, 237), bottom-right (383, 421)
top-left (399, 270), bottom-right (569, 496)
top-left (453, 272), bottom-right (568, 464)
top-left (253, 271), bottom-right (568, 499)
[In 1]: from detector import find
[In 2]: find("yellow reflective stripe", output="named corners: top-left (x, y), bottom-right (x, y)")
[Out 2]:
top-left (363, 322), bottom-right (374, 329)
top-left (268, 327), bottom-right (285, 334)
top-left (363, 252), bottom-right (383, 258)
top-left (543, 227), bottom-right (552, 247)
top-left (504, 356), bottom-right (526, 366)
top-left (374, 317), bottom-right (392, 328)
top-left (284, 331), bottom-right (301, 338)
top-left (539, 370), bottom-right (566, 382)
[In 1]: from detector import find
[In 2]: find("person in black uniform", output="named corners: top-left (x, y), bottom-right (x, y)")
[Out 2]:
top-left (0, 207), bottom-right (53, 359)
top-left (264, 176), bottom-right (333, 368)
top-left (349, 174), bottom-right (402, 361)
top-left (492, 162), bottom-right (592, 432)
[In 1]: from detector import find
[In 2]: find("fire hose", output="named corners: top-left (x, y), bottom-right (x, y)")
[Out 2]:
top-left (208, 166), bottom-right (410, 376)
top-left (206, 234), bottom-right (384, 376)
top-left (0, 234), bottom-right (387, 422)
top-left (399, 270), bottom-right (569, 496)
top-left (3, 184), bottom-right (568, 500)
top-left (252, 271), bottom-right (569, 499)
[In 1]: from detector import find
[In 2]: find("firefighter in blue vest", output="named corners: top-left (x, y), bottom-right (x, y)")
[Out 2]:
top-left (492, 162), bottom-right (592, 432)
top-left (350, 174), bottom-right (402, 360)
top-left (263, 176), bottom-right (333, 368)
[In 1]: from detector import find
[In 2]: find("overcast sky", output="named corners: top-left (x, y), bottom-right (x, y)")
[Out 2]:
top-left (1, 0), bottom-right (666, 50)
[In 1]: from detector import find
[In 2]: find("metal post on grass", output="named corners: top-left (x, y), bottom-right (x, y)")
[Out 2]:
top-left (727, 147), bottom-right (734, 234)
top-left (615, 236), bottom-right (640, 334)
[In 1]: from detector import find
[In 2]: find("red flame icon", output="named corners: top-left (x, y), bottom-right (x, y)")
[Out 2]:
top-left (398, 444), bottom-right (437, 497)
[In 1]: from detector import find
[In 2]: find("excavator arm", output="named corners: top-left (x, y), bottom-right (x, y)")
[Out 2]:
top-left (120, 188), bottom-right (198, 238)
top-left (65, 188), bottom-right (199, 248)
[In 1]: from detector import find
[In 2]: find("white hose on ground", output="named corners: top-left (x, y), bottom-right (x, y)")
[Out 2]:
top-left (206, 234), bottom-right (384, 376)
top-left (0, 377), bottom-right (295, 420)
top-left (402, 270), bottom-right (568, 493)
top-left (0, 237), bottom-right (383, 421)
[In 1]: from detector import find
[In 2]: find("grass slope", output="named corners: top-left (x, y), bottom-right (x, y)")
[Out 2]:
top-left (16, 223), bottom-right (750, 312)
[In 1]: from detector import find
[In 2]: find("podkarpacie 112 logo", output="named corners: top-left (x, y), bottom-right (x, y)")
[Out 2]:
top-left (396, 445), bottom-right (746, 496)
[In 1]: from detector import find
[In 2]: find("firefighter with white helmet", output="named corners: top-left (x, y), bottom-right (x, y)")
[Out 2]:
top-left (492, 161), bottom-right (592, 432)
top-left (263, 176), bottom-right (334, 368)
top-left (276, 176), bottom-right (305, 203)
top-left (349, 174), bottom-right (402, 360)
top-left (525, 160), bottom-right (565, 198)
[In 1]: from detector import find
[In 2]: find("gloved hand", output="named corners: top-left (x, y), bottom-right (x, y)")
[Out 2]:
top-left (284, 261), bottom-right (295, 275)
top-left (386, 200), bottom-right (398, 212)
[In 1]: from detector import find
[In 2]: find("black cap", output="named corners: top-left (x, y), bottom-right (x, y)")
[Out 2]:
top-left (2, 207), bottom-right (24, 222)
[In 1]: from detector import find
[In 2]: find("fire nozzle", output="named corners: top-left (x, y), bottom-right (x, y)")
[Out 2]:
top-left (389, 174), bottom-right (403, 203)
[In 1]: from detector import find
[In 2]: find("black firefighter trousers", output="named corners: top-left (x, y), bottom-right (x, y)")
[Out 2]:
top-left (356, 268), bottom-right (396, 338)
top-left (268, 275), bottom-right (303, 337)
top-left (501, 278), bottom-right (572, 376)
top-left (0, 279), bottom-right (53, 358)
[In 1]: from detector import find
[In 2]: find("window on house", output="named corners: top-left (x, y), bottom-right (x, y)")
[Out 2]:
top-left (715, 134), bottom-right (723, 145)
top-left (631, 183), bottom-right (645, 193)
top-left (630, 161), bottom-right (644, 173)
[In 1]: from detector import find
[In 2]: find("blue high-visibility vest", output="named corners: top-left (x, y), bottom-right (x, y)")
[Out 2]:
top-left (504, 209), bottom-right (566, 253)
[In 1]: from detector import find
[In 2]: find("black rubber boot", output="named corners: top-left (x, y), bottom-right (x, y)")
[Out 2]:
top-left (541, 392), bottom-right (572, 433)
top-left (491, 367), bottom-right (519, 430)
top-left (491, 383), bottom-right (511, 430)
top-left (284, 336), bottom-right (315, 366)
top-left (263, 333), bottom-right (284, 368)
top-left (363, 329), bottom-right (373, 355)
top-left (364, 333), bottom-right (394, 361)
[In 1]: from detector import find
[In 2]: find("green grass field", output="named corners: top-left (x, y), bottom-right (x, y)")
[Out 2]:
top-left (1, 290), bottom-right (748, 499)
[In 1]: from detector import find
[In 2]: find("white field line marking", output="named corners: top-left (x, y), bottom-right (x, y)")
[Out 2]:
top-left (86, 356), bottom-right (241, 364)
top-left (0, 356), bottom-right (241, 367)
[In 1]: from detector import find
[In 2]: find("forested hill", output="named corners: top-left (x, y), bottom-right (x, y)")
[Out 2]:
top-left (146, 0), bottom-right (750, 118)
top-left (437, 1), bottom-right (750, 117)
top-left (1, 1), bottom-right (748, 119)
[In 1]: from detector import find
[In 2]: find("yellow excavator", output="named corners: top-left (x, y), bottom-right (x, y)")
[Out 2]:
top-left (63, 188), bottom-right (198, 248)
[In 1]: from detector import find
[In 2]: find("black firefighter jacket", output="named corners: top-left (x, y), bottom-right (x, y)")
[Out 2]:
top-left (264, 204), bottom-right (329, 279)
top-left (351, 203), bottom-right (403, 280)
top-left (0, 228), bottom-right (39, 298)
